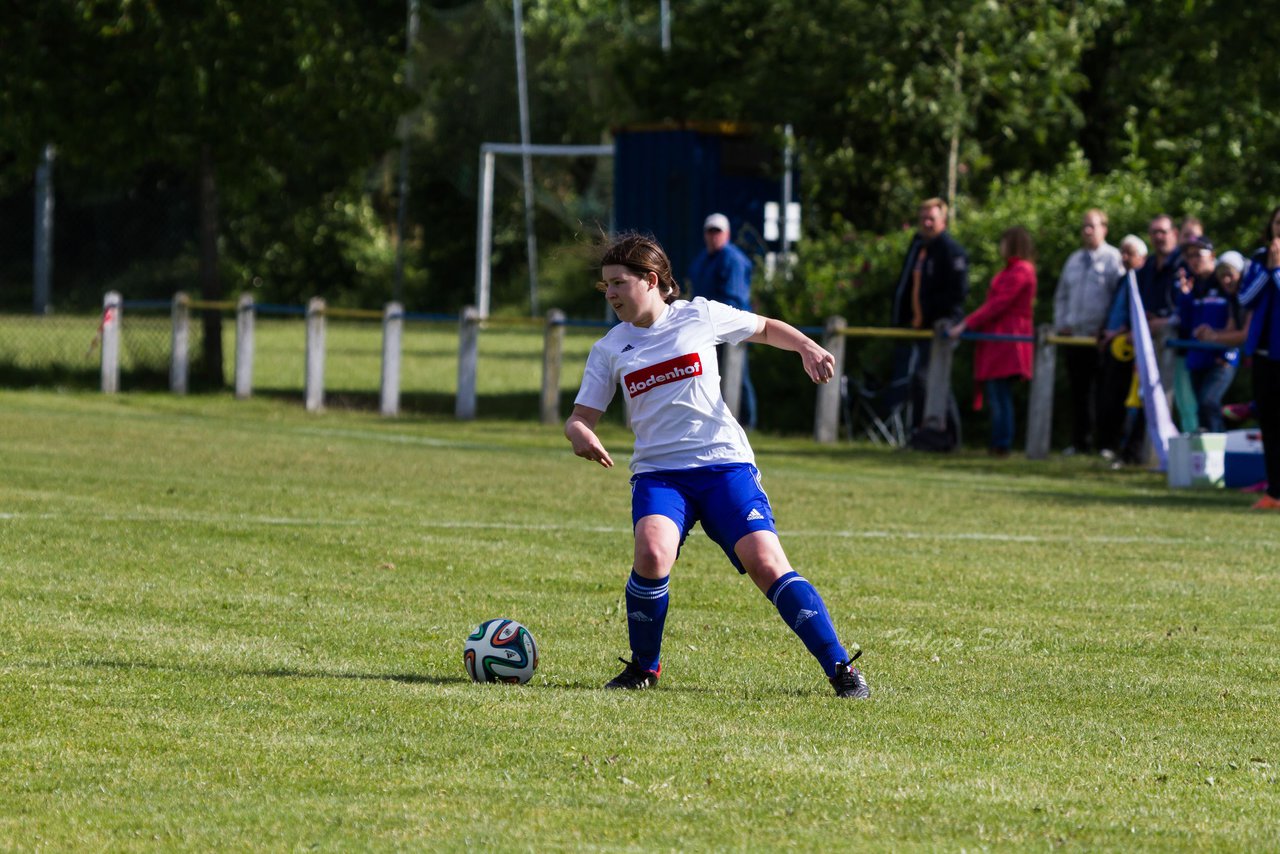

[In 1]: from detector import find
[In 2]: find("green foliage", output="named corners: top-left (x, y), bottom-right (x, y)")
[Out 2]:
top-left (3, 0), bottom-right (1280, 318)
top-left (952, 150), bottom-right (1165, 324)
top-left (764, 150), bottom-right (1166, 330)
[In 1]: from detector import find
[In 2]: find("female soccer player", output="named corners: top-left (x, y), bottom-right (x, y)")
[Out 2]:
top-left (564, 233), bottom-right (869, 699)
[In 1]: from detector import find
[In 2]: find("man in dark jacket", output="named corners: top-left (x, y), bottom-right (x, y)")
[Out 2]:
top-left (888, 197), bottom-right (969, 439)
top-left (688, 212), bottom-right (756, 429)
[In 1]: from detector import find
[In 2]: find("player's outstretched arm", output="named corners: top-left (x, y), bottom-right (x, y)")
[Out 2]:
top-left (564, 404), bottom-right (614, 468)
top-left (745, 317), bottom-right (835, 384)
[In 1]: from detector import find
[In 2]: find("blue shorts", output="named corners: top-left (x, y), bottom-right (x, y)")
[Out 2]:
top-left (630, 463), bottom-right (777, 573)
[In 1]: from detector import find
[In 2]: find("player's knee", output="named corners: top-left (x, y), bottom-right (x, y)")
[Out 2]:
top-left (633, 542), bottom-right (675, 577)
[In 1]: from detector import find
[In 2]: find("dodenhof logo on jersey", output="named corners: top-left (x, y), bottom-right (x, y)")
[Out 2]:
top-left (624, 353), bottom-right (702, 397)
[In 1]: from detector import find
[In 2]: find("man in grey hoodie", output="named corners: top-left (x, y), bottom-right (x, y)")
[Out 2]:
top-left (1053, 208), bottom-right (1124, 454)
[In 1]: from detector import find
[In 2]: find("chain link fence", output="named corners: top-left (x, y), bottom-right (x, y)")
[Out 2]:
top-left (0, 303), bottom-right (201, 390)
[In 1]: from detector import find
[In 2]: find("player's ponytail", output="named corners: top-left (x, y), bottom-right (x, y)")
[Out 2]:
top-left (599, 232), bottom-right (682, 304)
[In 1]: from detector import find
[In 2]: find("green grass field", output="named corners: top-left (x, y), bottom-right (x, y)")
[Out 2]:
top-left (2, 389), bottom-right (1277, 850)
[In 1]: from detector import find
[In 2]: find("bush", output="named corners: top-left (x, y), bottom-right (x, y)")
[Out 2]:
top-left (753, 150), bottom-right (1173, 445)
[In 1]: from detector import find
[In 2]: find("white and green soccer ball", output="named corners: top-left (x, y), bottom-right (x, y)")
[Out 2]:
top-left (463, 618), bottom-right (539, 684)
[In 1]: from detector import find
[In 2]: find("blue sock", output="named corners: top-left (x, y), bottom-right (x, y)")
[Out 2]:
top-left (765, 571), bottom-right (848, 678)
top-left (625, 570), bottom-right (669, 672)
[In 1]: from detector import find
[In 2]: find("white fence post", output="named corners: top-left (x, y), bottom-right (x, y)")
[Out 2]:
top-left (456, 305), bottom-right (480, 420)
top-left (721, 342), bottom-right (745, 420)
top-left (1025, 324), bottom-right (1056, 460)
top-left (170, 291), bottom-right (190, 395)
top-left (540, 309), bottom-right (565, 425)
top-left (101, 291), bottom-right (122, 394)
top-left (305, 297), bottom-right (326, 412)
top-left (381, 301), bottom-right (404, 417)
top-left (235, 293), bottom-right (255, 399)
top-left (814, 315), bottom-right (846, 443)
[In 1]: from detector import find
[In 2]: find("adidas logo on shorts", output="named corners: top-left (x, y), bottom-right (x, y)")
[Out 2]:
top-left (745, 508), bottom-right (764, 521)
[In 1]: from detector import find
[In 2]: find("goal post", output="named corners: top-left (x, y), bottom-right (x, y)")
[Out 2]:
top-left (474, 142), bottom-right (613, 318)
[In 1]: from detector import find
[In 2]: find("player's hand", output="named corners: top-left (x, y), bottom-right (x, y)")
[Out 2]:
top-left (802, 345), bottom-right (836, 384)
top-left (1269, 237), bottom-right (1280, 269)
top-left (571, 433), bottom-right (613, 468)
top-left (1177, 267), bottom-right (1191, 294)
top-left (1187, 323), bottom-right (1218, 343)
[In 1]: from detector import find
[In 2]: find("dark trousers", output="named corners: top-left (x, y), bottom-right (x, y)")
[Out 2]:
top-left (888, 339), bottom-right (961, 444)
top-left (717, 343), bottom-right (756, 430)
top-left (1096, 347), bottom-right (1133, 454)
top-left (1063, 344), bottom-right (1103, 451)
top-left (1252, 354), bottom-right (1280, 499)
top-left (986, 378), bottom-right (1015, 451)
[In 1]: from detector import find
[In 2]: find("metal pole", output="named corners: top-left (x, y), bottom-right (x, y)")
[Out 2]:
top-left (660, 0), bottom-right (671, 51)
top-left (475, 149), bottom-right (496, 318)
top-left (512, 0), bottom-right (539, 316)
top-left (33, 143), bottom-right (55, 315)
top-left (781, 125), bottom-right (793, 272)
top-left (393, 0), bottom-right (420, 305)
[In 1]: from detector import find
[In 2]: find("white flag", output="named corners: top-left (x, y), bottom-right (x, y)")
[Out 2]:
top-left (1127, 271), bottom-right (1179, 471)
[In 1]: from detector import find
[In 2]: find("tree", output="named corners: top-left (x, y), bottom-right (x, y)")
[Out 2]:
top-left (1, 1), bottom-right (409, 380)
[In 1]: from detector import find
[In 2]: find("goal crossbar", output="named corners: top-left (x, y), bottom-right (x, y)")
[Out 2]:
top-left (475, 142), bottom-right (613, 318)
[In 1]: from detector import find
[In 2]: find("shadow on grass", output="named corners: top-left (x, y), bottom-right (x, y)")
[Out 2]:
top-left (74, 657), bottom-right (744, 694)
top-left (1016, 487), bottom-right (1252, 511)
top-left (76, 656), bottom-right (470, 686)
top-left (254, 387), bottom-right (580, 421)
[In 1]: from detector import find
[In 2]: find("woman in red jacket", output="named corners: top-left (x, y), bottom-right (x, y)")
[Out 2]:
top-left (948, 226), bottom-right (1037, 455)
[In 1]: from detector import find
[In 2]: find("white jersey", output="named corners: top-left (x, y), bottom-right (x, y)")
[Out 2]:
top-left (574, 298), bottom-right (760, 473)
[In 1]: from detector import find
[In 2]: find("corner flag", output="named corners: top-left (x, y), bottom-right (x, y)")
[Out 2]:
top-left (1126, 270), bottom-right (1179, 471)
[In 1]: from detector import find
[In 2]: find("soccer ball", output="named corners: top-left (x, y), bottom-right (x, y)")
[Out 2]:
top-left (463, 618), bottom-right (539, 684)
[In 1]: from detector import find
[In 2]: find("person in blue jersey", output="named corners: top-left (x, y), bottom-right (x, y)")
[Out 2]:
top-left (687, 213), bottom-right (757, 430)
top-left (1176, 240), bottom-right (1245, 433)
top-left (1238, 206), bottom-right (1280, 510)
top-left (565, 232), bottom-right (870, 699)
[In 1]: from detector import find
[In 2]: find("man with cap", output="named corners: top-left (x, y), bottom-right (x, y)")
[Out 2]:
top-left (687, 212), bottom-right (757, 429)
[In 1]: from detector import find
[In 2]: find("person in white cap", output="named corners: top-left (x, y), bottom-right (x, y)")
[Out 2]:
top-left (686, 213), bottom-right (757, 429)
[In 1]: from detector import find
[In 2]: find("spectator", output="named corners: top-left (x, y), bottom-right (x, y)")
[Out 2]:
top-left (1052, 208), bottom-right (1124, 454)
top-left (1104, 214), bottom-right (1184, 336)
top-left (1211, 251), bottom-right (1255, 427)
top-left (1176, 237), bottom-right (1243, 432)
top-left (1179, 216), bottom-right (1204, 253)
top-left (687, 212), bottom-right (756, 429)
top-left (888, 197), bottom-right (969, 444)
top-left (948, 226), bottom-right (1037, 456)
top-left (1096, 234), bottom-right (1148, 460)
top-left (1239, 205), bottom-right (1280, 510)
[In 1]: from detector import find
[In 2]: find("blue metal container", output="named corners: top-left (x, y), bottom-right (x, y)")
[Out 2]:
top-left (613, 123), bottom-right (782, 287)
